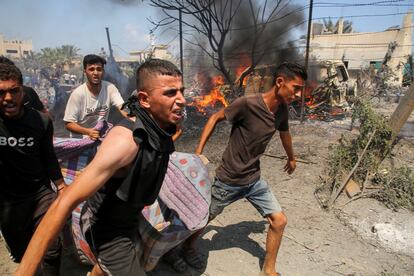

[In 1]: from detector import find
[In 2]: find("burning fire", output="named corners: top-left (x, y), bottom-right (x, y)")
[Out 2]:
top-left (235, 65), bottom-right (248, 77)
top-left (189, 75), bottom-right (228, 114)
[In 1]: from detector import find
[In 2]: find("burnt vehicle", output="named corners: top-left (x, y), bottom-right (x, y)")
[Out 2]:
top-left (241, 61), bottom-right (354, 120)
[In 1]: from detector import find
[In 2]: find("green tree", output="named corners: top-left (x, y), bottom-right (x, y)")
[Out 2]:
top-left (58, 45), bottom-right (80, 67)
top-left (323, 17), bottom-right (353, 33)
top-left (38, 45), bottom-right (81, 77)
top-left (39, 47), bottom-right (60, 67)
top-left (21, 51), bottom-right (42, 73)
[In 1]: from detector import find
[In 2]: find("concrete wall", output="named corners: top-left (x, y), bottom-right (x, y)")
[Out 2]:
top-left (0, 34), bottom-right (33, 58)
top-left (129, 45), bottom-right (172, 63)
top-left (310, 12), bottom-right (412, 84)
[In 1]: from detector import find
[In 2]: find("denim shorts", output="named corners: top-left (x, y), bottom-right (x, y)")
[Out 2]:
top-left (209, 177), bottom-right (282, 219)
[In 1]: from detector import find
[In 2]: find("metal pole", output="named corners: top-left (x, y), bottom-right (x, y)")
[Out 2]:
top-left (301, 0), bottom-right (313, 122)
top-left (179, 9), bottom-right (184, 78)
top-left (105, 27), bottom-right (114, 60)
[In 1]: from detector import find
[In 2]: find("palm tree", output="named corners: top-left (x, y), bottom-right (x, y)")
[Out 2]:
top-left (22, 51), bottom-right (42, 73)
top-left (39, 47), bottom-right (60, 67)
top-left (38, 45), bottom-right (81, 77)
top-left (323, 18), bottom-right (336, 33)
top-left (323, 17), bottom-right (353, 33)
top-left (59, 45), bottom-right (80, 67)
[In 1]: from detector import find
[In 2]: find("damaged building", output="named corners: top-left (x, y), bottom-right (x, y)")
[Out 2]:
top-left (309, 11), bottom-right (412, 85)
top-left (0, 33), bottom-right (33, 58)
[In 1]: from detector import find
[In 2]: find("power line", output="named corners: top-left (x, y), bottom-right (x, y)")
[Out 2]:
top-left (180, 40), bottom-right (414, 59)
top-left (226, 10), bottom-right (411, 32)
top-left (314, 0), bottom-right (412, 7)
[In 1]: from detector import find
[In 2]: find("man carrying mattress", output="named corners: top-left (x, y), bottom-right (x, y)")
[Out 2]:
top-left (192, 62), bottom-right (307, 276)
top-left (15, 59), bottom-right (186, 276)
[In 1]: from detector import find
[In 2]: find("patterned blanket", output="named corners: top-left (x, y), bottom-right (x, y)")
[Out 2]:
top-left (54, 120), bottom-right (111, 184)
top-left (140, 152), bottom-right (211, 271)
top-left (55, 125), bottom-right (211, 271)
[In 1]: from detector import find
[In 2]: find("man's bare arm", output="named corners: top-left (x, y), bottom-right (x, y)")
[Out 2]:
top-left (279, 130), bottom-right (296, 174)
top-left (172, 125), bottom-right (182, 142)
top-left (65, 121), bottom-right (99, 140)
top-left (195, 109), bottom-right (226, 155)
top-left (52, 178), bottom-right (66, 195)
top-left (15, 126), bottom-right (138, 276)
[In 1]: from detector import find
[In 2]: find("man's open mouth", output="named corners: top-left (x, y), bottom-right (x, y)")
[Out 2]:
top-left (3, 102), bottom-right (18, 113)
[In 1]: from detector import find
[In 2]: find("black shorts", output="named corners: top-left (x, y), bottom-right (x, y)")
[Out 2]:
top-left (81, 205), bottom-right (146, 276)
top-left (0, 186), bottom-right (61, 262)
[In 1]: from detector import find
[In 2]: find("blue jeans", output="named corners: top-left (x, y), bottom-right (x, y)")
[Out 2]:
top-left (209, 177), bottom-right (282, 220)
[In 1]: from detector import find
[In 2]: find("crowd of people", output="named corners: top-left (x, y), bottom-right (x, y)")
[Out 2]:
top-left (0, 53), bottom-right (307, 276)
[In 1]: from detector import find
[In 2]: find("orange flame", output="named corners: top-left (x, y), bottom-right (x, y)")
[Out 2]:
top-left (234, 58), bottom-right (250, 86)
top-left (235, 65), bottom-right (248, 79)
top-left (308, 114), bottom-right (319, 120)
top-left (190, 75), bottom-right (228, 114)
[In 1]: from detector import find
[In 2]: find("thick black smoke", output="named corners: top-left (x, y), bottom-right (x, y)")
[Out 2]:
top-left (173, 0), bottom-right (306, 86)
top-left (223, 0), bottom-right (305, 70)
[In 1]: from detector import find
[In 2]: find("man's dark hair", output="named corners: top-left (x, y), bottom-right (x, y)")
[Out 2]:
top-left (0, 63), bottom-right (23, 85)
top-left (136, 59), bottom-right (182, 91)
top-left (83, 54), bottom-right (107, 69)
top-left (0, 56), bottom-right (15, 66)
top-left (273, 62), bottom-right (308, 85)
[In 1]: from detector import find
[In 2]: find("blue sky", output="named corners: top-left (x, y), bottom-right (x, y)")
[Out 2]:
top-left (0, 0), bottom-right (412, 57)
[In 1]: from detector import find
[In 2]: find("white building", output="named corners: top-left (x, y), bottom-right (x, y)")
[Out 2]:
top-left (128, 44), bottom-right (173, 63)
top-left (309, 11), bottom-right (412, 83)
top-left (0, 34), bottom-right (33, 58)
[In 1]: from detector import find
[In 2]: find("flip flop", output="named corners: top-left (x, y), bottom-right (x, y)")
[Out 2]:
top-left (163, 248), bottom-right (188, 273)
top-left (182, 247), bottom-right (204, 270)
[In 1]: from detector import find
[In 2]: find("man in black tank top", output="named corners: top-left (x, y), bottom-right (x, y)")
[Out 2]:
top-left (16, 59), bottom-right (186, 276)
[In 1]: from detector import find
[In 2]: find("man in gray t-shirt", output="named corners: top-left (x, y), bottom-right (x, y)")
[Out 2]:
top-left (63, 54), bottom-right (127, 139)
top-left (185, 62), bottom-right (307, 276)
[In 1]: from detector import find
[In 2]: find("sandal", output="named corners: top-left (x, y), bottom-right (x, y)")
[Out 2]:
top-left (182, 247), bottom-right (204, 270)
top-left (163, 248), bottom-right (188, 273)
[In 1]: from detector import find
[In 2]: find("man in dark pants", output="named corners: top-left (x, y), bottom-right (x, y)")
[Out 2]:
top-left (190, 62), bottom-right (307, 276)
top-left (16, 59), bottom-right (186, 276)
top-left (0, 63), bottom-right (65, 275)
top-left (0, 56), bottom-right (48, 114)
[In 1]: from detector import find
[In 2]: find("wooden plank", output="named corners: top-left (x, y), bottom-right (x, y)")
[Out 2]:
top-left (389, 83), bottom-right (414, 141)
top-left (345, 179), bottom-right (361, 198)
top-left (328, 129), bottom-right (377, 207)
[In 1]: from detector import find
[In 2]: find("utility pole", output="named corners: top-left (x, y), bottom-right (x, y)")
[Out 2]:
top-left (105, 27), bottom-right (115, 62)
top-left (301, 0), bottom-right (314, 122)
top-left (179, 9), bottom-right (184, 78)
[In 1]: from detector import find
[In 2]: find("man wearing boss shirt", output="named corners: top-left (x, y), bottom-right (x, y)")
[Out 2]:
top-left (0, 56), bottom-right (48, 114)
top-left (0, 63), bottom-right (64, 275)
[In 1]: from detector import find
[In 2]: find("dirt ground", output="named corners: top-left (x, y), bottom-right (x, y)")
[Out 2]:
top-left (1, 103), bottom-right (414, 276)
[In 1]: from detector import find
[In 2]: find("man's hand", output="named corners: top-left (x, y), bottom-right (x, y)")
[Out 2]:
top-left (283, 159), bottom-right (296, 174)
top-left (87, 129), bottom-right (100, 140)
top-left (197, 154), bottom-right (209, 165)
top-left (195, 147), bottom-right (202, 155)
